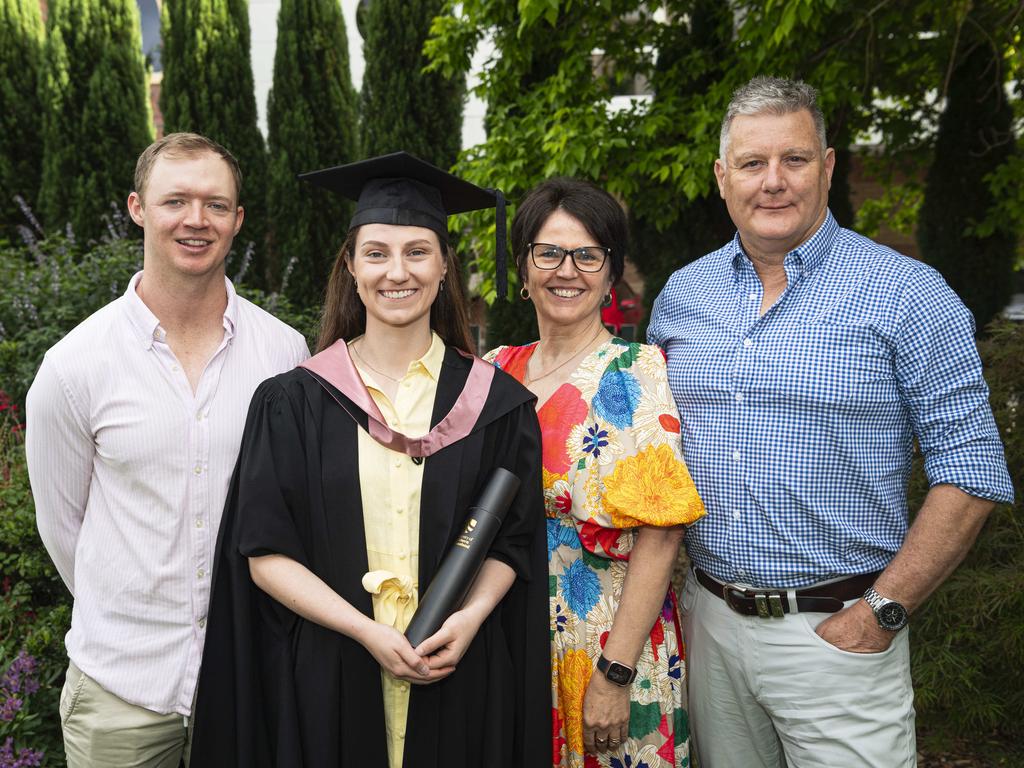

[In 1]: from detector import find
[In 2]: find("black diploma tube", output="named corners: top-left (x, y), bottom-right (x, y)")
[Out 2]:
top-left (405, 467), bottom-right (521, 648)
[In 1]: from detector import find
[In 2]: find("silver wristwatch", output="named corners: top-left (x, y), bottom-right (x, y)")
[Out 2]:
top-left (863, 586), bottom-right (909, 632)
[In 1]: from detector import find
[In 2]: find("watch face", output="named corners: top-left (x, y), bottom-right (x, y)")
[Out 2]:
top-left (878, 602), bottom-right (908, 631)
top-left (606, 661), bottom-right (633, 686)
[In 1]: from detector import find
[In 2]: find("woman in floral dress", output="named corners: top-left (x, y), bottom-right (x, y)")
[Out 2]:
top-left (486, 178), bottom-right (705, 767)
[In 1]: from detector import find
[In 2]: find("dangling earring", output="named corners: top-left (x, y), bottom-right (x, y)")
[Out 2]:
top-left (520, 286), bottom-right (530, 300)
top-left (439, 278), bottom-right (446, 293)
top-left (602, 292), bottom-right (613, 307)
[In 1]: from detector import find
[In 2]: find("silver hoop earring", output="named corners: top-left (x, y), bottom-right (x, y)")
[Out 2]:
top-left (520, 286), bottom-right (530, 300)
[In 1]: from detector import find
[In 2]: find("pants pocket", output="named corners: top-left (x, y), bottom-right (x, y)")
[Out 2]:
top-left (59, 662), bottom-right (89, 725)
top-left (679, 570), bottom-right (699, 617)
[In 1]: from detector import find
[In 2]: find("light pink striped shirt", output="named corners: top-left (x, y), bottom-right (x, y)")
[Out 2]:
top-left (26, 272), bottom-right (309, 716)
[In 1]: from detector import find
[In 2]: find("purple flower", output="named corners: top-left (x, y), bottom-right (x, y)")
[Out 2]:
top-left (0, 737), bottom-right (44, 768)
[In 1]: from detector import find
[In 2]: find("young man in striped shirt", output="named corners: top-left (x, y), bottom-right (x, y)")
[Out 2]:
top-left (26, 133), bottom-right (309, 767)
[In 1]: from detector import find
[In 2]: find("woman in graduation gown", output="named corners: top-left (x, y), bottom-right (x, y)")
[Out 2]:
top-left (189, 153), bottom-right (550, 768)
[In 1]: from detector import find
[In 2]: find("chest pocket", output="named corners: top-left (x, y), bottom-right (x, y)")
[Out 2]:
top-left (762, 322), bottom-right (898, 406)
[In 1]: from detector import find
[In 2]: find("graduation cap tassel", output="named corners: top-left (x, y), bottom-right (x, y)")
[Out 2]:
top-left (493, 188), bottom-right (508, 301)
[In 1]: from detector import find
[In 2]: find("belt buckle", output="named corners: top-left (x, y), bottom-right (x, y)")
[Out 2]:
top-left (723, 584), bottom-right (786, 618)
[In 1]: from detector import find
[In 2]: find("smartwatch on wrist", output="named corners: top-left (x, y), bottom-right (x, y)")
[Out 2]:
top-left (597, 654), bottom-right (637, 686)
top-left (863, 586), bottom-right (909, 632)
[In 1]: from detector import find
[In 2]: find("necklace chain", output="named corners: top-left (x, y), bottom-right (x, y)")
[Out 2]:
top-left (351, 343), bottom-right (401, 383)
top-left (525, 326), bottom-right (607, 386)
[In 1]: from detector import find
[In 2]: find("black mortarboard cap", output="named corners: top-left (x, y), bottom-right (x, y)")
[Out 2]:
top-left (299, 151), bottom-right (509, 300)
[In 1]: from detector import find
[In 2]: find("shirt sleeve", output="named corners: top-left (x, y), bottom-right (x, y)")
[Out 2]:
top-left (594, 344), bottom-right (705, 530)
top-left (26, 356), bottom-right (94, 593)
top-left (895, 268), bottom-right (1013, 503)
top-left (646, 280), bottom-right (670, 348)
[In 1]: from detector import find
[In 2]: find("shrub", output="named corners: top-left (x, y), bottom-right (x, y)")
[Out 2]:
top-left (910, 319), bottom-right (1024, 743)
top-left (0, 396), bottom-right (66, 766)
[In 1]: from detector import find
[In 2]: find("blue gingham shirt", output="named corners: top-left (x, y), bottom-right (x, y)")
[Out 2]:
top-left (648, 211), bottom-right (1013, 588)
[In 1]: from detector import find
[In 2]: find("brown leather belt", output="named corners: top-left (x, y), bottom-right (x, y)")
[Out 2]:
top-left (693, 567), bottom-right (881, 618)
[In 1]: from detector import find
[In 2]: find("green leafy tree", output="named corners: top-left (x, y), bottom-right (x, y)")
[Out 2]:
top-left (917, 9), bottom-right (1018, 330)
top-left (360, 0), bottom-right (464, 169)
top-left (37, 0), bottom-right (153, 242)
top-left (266, 0), bottom-right (359, 307)
top-left (426, 1), bottom-right (1019, 313)
top-left (0, 0), bottom-right (44, 243)
top-left (159, 0), bottom-right (269, 287)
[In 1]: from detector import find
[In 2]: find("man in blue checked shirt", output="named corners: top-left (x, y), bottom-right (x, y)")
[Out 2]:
top-left (649, 76), bottom-right (1013, 768)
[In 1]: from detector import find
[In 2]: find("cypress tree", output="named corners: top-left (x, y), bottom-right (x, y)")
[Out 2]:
top-left (160, 0), bottom-right (269, 287)
top-left (917, 37), bottom-right (1017, 331)
top-left (0, 0), bottom-right (44, 242)
top-left (359, 0), bottom-right (464, 170)
top-left (266, 0), bottom-right (359, 307)
top-left (38, 0), bottom-right (152, 242)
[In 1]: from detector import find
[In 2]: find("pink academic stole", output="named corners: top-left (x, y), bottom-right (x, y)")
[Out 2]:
top-left (300, 340), bottom-right (495, 458)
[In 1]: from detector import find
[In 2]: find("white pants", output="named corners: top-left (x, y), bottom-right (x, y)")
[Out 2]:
top-left (680, 572), bottom-right (916, 768)
top-left (60, 661), bottom-right (192, 768)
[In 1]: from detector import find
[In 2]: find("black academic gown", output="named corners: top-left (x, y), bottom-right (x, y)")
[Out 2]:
top-left (189, 346), bottom-right (551, 768)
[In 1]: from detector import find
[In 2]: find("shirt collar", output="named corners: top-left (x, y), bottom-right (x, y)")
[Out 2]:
top-left (123, 271), bottom-right (238, 349)
top-left (411, 331), bottom-right (446, 382)
top-left (729, 209), bottom-right (838, 275)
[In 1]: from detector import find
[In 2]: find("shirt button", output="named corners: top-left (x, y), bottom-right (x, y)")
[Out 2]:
top-left (195, 518), bottom-right (204, 528)
top-left (195, 412), bottom-right (204, 421)
top-left (198, 617), bottom-right (207, 628)
top-left (734, 392), bottom-right (743, 402)
top-left (399, 552), bottom-right (407, 560)
top-left (743, 338), bottom-right (752, 348)
top-left (748, 293), bottom-right (758, 301)
top-left (197, 568), bottom-right (205, 579)
top-left (733, 510), bottom-right (741, 519)
top-left (171, 365), bottom-right (180, 372)
top-left (732, 450), bottom-right (741, 462)
top-left (394, 458), bottom-right (402, 468)
top-left (193, 464), bottom-right (203, 475)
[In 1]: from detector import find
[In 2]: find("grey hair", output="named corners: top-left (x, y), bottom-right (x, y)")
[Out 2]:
top-left (719, 76), bottom-right (827, 161)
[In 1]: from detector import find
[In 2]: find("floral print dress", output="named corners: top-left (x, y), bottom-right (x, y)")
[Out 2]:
top-left (486, 339), bottom-right (705, 768)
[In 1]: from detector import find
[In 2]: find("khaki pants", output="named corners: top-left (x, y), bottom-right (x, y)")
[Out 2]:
top-left (680, 572), bottom-right (916, 768)
top-left (60, 662), bottom-right (192, 768)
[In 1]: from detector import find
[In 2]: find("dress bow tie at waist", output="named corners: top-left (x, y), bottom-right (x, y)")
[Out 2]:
top-left (362, 570), bottom-right (418, 631)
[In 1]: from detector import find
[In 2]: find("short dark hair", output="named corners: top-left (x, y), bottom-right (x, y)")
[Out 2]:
top-left (511, 178), bottom-right (627, 285)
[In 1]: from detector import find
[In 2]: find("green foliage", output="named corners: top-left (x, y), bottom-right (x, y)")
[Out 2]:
top-left (0, 0), bottom-right (44, 243)
top-left (37, 0), bottom-right (153, 242)
top-left (426, 0), bottom-right (1021, 318)
top-left (266, 0), bottom-right (359, 307)
top-left (0, 403), bottom-right (69, 766)
top-left (360, 0), bottom-right (464, 170)
top-left (0, 234), bottom-right (143, 410)
top-left (910, 320), bottom-right (1024, 742)
top-left (159, 0), bottom-right (270, 288)
top-left (917, 23), bottom-right (1018, 331)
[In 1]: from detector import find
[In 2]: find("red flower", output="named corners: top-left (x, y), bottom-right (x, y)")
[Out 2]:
top-left (658, 413), bottom-right (680, 433)
top-left (552, 707), bottom-right (566, 766)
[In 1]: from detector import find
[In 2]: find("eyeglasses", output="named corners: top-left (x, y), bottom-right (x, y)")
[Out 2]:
top-left (528, 243), bottom-right (610, 273)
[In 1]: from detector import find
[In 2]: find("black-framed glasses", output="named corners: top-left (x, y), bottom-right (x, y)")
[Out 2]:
top-left (528, 243), bottom-right (610, 273)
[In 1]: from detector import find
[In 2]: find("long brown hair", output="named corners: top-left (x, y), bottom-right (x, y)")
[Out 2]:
top-left (316, 227), bottom-right (474, 354)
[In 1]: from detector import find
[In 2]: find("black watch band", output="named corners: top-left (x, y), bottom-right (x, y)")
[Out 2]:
top-left (596, 654), bottom-right (637, 686)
